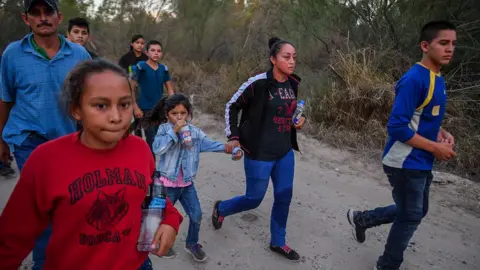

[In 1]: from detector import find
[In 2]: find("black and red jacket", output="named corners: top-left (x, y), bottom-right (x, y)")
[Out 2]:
top-left (225, 69), bottom-right (302, 158)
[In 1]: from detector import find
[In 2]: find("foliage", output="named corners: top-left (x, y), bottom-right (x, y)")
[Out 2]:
top-left (0, 0), bottom-right (479, 179)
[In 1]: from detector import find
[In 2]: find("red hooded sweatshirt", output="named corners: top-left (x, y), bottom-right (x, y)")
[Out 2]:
top-left (0, 133), bottom-right (183, 270)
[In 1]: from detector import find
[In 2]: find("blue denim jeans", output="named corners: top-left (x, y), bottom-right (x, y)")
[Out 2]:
top-left (13, 133), bottom-right (47, 172)
top-left (12, 133), bottom-right (48, 270)
top-left (165, 184), bottom-right (201, 246)
top-left (138, 257), bottom-right (153, 270)
top-left (218, 150), bottom-right (295, 247)
top-left (357, 165), bottom-right (433, 270)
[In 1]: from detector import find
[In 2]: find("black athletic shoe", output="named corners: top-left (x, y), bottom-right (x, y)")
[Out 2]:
top-left (212, 200), bottom-right (224, 230)
top-left (269, 245), bottom-right (300, 261)
top-left (185, 244), bottom-right (207, 262)
top-left (158, 248), bottom-right (177, 259)
top-left (374, 266), bottom-right (399, 270)
top-left (347, 209), bottom-right (367, 243)
top-left (0, 165), bottom-right (15, 177)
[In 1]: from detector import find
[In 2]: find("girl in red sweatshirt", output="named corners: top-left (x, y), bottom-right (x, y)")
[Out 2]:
top-left (0, 59), bottom-right (183, 270)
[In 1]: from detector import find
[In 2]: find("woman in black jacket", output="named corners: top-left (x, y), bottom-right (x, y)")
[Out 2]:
top-left (212, 37), bottom-right (306, 261)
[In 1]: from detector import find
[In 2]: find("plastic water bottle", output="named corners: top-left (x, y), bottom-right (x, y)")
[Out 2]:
top-left (128, 65), bottom-right (134, 80)
top-left (232, 147), bottom-right (243, 161)
top-left (179, 125), bottom-right (193, 149)
top-left (137, 178), bottom-right (166, 252)
top-left (293, 100), bottom-right (305, 125)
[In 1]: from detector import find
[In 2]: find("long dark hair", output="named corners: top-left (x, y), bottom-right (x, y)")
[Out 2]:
top-left (142, 94), bottom-right (193, 127)
top-left (129, 34), bottom-right (144, 52)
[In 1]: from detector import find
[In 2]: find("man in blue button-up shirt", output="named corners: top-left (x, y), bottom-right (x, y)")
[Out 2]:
top-left (0, 0), bottom-right (90, 171)
top-left (0, 0), bottom-right (91, 269)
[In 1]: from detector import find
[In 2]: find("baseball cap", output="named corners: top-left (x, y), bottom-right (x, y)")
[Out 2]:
top-left (24, 0), bottom-right (59, 12)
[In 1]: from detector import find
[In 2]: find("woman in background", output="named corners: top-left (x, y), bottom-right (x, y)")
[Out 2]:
top-left (119, 34), bottom-right (148, 73)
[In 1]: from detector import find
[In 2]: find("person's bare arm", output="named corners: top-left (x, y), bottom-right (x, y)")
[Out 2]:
top-left (129, 76), bottom-right (143, 118)
top-left (129, 79), bottom-right (139, 104)
top-left (437, 127), bottom-right (454, 145)
top-left (404, 133), bottom-right (455, 161)
top-left (0, 100), bottom-right (13, 163)
top-left (165, 81), bottom-right (174, 96)
top-left (1, 52), bottom-right (16, 163)
top-left (0, 100), bottom-right (12, 131)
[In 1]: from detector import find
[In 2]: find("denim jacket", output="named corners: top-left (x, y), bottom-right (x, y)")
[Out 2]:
top-left (153, 123), bottom-right (225, 183)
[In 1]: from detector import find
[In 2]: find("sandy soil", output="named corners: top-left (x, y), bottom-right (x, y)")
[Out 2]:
top-left (1, 112), bottom-right (479, 270)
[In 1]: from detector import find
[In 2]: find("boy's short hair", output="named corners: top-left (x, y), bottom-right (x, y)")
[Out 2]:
top-left (68, 17), bottom-right (90, 33)
top-left (146, 40), bottom-right (163, 51)
top-left (420, 20), bottom-right (456, 43)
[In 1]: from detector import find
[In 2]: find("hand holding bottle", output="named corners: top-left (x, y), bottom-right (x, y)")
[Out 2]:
top-left (293, 117), bottom-right (306, 130)
top-left (232, 147), bottom-right (243, 161)
top-left (151, 224), bottom-right (177, 256)
top-left (174, 120), bottom-right (187, 133)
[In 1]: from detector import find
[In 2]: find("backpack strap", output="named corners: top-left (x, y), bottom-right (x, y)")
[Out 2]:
top-left (416, 70), bottom-right (436, 111)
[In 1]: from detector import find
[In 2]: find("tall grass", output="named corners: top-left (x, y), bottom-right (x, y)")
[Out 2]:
top-left (164, 48), bottom-right (480, 181)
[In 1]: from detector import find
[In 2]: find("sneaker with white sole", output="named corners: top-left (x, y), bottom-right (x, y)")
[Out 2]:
top-left (0, 165), bottom-right (15, 177)
top-left (185, 244), bottom-right (207, 262)
top-left (159, 248), bottom-right (177, 259)
top-left (347, 208), bottom-right (367, 243)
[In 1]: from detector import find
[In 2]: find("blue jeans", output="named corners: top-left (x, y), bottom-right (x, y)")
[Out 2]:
top-left (12, 134), bottom-right (48, 270)
top-left (358, 165), bottom-right (433, 270)
top-left (138, 257), bottom-right (153, 270)
top-left (13, 134), bottom-right (47, 172)
top-left (165, 184), bottom-right (201, 246)
top-left (218, 150), bottom-right (295, 247)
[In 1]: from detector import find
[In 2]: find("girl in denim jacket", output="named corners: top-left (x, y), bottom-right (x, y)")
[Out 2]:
top-left (147, 94), bottom-right (242, 262)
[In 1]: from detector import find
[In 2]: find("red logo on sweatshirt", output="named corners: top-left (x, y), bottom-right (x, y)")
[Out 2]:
top-left (285, 100), bottom-right (297, 116)
top-left (86, 188), bottom-right (129, 231)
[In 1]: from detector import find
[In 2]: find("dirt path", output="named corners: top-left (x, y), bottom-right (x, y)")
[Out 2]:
top-left (1, 113), bottom-right (479, 270)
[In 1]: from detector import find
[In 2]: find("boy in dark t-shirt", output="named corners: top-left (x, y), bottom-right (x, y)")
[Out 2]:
top-left (130, 40), bottom-right (174, 155)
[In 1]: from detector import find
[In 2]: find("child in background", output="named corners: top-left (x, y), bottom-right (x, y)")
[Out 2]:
top-left (66, 17), bottom-right (98, 59)
top-left (119, 34), bottom-right (148, 73)
top-left (130, 40), bottom-right (175, 156)
top-left (0, 59), bottom-right (183, 270)
top-left (147, 94), bottom-right (242, 262)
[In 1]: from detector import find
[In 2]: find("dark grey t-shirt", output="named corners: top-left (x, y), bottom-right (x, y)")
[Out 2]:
top-left (254, 79), bottom-right (296, 161)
